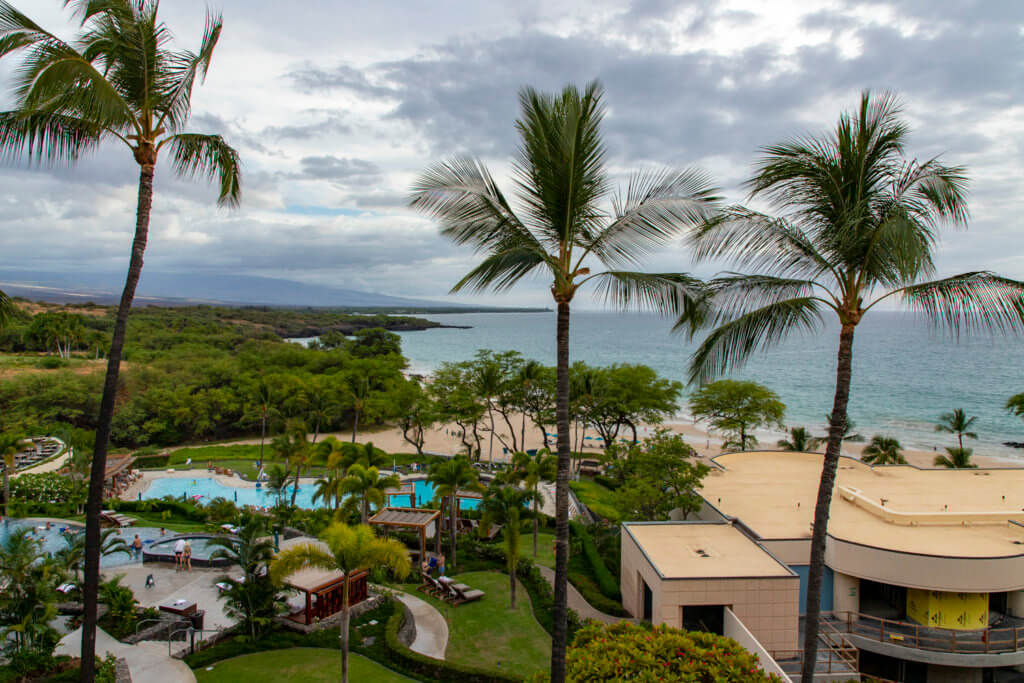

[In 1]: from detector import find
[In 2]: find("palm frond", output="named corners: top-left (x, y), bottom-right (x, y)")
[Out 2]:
top-left (450, 243), bottom-right (549, 294)
top-left (584, 167), bottom-right (720, 267)
top-left (156, 10), bottom-right (222, 132)
top-left (269, 543), bottom-right (335, 585)
top-left (164, 132), bottom-right (241, 207)
top-left (698, 273), bottom-right (826, 327)
top-left (686, 298), bottom-right (824, 386)
top-left (409, 156), bottom-right (538, 253)
top-left (589, 271), bottom-right (706, 318)
top-left (895, 272), bottom-right (1024, 335)
top-left (0, 110), bottom-right (103, 163)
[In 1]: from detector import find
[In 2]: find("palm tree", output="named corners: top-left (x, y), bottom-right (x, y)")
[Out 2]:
top-left (678, 91), bottom-right (1024, 682)
top-left (777, 427), bottom-right (814, 452)
top-left (861, 435), bottom-right (906, 465)
top-left (516, 360), bottom-right (544, 449)
top-left (510, 449), bottom-right (557, 557)
top-left (251, 380), bottom-right (277, 471)
top-left (936, 408), bottom-right (978, 452)
top-left (55, 528), bottom-right (131, 583)
top-left (0, 433), bottom-right (29, 517)
top-left (209, 519), bottom-right (283, 640)
top-left (340, 464), bottom-right (398, 524)
top-left (934, 446), bottom-right (977, 469)
top-left (264, 465), bottom-right (290, 507)
top-left (481, 485), bottom-right (532, 608)
top-left (0, 4), bottom-right (242, 674)
top-left (410, 83), bottom-right (718, 679)
top-left (473, 360), bottom-right (505, 468)
top-left (427, 456), bottom-right (483, 570)
top-left (270, 523), bottom-right (409, 683)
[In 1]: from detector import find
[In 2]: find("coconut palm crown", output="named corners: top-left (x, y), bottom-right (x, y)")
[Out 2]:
top-left (678, 91), bottom-right (1024, 683)
top-left (409, 81), bottom-right (719, 682)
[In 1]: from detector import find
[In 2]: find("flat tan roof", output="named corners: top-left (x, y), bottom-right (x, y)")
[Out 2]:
top-left (701, 452), bottom-right (1024, 558)
top-left (624, 522), bottom-right (794, 579)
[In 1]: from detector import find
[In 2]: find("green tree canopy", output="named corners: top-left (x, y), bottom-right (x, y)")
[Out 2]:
top-left (606, 430), bottom-right (709, 520)
top-left (689, 380), bottom-right (785, 451)
top-left (861, 435), bottom-right (907, 465)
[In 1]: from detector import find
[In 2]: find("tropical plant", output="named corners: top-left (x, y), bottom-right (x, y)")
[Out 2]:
top-left (270, 522), bottom-right (410, 683)
top-left (340, 464), bottom-right (398, 524)
top-left (0, 3), bottom-right (243, 675)
top-left (427, 456), bottom-right (483, 569)
top-left (777, 426), bottom-right (815, 451)
top-left (0, 528), bottom-right (60, 654)
top-left (677, 91), bottom-right (1024, 682)
top-left (1008, 393), bottom-right (1024, 421)
top-left (0, 433), bottom-right (29, 517)
top-left (209, 518), bottom-right (285, 640)
top-left (250, 380), bottom-right (277, 471)
top-left (814, 414), bottom-right (865, 447)
top-left (472, 357), bottom-right (506, 466)
top-left (56, 528), bottom-right (131, 583)
top-left (510, 449), bottom-right (557, 557)
top-left (934, 446), bottom-right (977, 469)
top-left (860, 435), bottom-right (907, 465)
top-left (264, 464), bottom-right (290, 507)
top-left (935, 408), bottom-right (978, 452)
top-left (481, 485), bottom-right (532, 608)
top-left (689, 379), bottom-right (786, 451)
top-left (97, 575), bottom-right (137, 629)
top-left (607, 430), bottom-right (709, 521)
top-left (410, 81), bottom-right (718, 681)
top-left (516, 360), bottom-right (546, 448)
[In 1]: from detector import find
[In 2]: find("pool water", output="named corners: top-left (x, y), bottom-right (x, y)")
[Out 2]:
top-left (0, 519), bottom-right (168, 568)
top-left (146, 536), bottom-right (225, 560)
top-left (141, 476), bottom-right (478, 510)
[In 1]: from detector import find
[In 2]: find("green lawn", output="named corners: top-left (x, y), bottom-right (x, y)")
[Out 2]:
top-left (491, 530), bottom-right (555, 569)
top-left (569, 479), bottom-right (620, 522)
top-left (419, 570), bottom-right (551, 677)
top-left (194, 648), bottom-right (413, 682)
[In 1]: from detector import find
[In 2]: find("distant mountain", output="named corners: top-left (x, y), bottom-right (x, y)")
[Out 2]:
top-left (0, 269), bottom-right (530, 310)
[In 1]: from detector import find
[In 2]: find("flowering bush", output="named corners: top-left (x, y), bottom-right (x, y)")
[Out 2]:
top-left (530, 621), bottom-right (783, 682)
top-left (10, 473), bottom-right (79, 504)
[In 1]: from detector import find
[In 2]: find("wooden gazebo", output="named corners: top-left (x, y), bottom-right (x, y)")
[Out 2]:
top-left (368, 507), bottom-right (440, 560)
top-left (277, 538), bottom-right (369, 626)
top-left (383, 483), bottom-right (416, 507)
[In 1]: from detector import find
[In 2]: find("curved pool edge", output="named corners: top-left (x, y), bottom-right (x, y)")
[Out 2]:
top-left (141, 532), bottom-right (237, 568)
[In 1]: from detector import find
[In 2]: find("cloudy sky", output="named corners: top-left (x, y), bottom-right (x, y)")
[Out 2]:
top-left (1, 0), bottom-right (1022, 307)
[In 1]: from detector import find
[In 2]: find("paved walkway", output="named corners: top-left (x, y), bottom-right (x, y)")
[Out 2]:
top-left (56, 626), bottom-right (196, 683)
top-left (536, 566), bottom-right (638, 625)
top-left (387, 589), bottom-right (449, 660)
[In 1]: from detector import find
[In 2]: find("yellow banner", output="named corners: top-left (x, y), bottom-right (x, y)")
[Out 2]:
top-left (906, 589), bottom-right (988, 631)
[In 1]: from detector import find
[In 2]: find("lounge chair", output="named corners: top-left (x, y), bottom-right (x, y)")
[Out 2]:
top-left (446, 581), bottom-right (484, 605)
top-left (418, 571), bottom-right (448, 598)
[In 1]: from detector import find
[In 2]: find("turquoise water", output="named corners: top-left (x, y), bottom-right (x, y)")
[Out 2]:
top-left (396, 310), bottom-right (1024, 459)
top-left (146, 536), bottom-right (225, 560)
top-left (141, 476), bottom-right (478, 510)
top-left (0, 519), bottom-right (165, 567)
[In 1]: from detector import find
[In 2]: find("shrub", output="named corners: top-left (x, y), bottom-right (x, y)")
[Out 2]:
top-left (9, 473), bottom-right (77, 504)
top-left (529, 621), bottom-right (785, 682)
top-left (570, 522), bottom-right (620, 601)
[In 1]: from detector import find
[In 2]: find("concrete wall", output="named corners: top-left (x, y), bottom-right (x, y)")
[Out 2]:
top-left (760, 539), bottom-right (811, 565)
top-left (833, 572), bottom-right (859, 617)
top-left (1008, 589), bottom-right (1024, 618)
top-left (723, 607), bottom-right (792, 682)
top-left (927, 665), bottom-right (982, 683)
top-left (826, 535), bottom-right (1024, 593)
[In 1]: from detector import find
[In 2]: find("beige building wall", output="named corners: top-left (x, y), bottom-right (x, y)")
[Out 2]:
top-left (621, 530), bottom-right (799, 653)
top-left (1008, 590), bottom-right (1024, 618)
top-left (833, 572), bottom-right (859, 617)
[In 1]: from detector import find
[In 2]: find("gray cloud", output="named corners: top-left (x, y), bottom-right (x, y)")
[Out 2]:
top-left (296, 156), bottom-right (382, 185)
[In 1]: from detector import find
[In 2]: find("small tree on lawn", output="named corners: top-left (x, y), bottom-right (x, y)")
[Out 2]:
top-left (271, 523), bottom-right (409, 683)
top-left (689, 380), bottom-right (785, 451)
top-left (481, 484), bottom-right (532, 608)
top-left (509, 449), bottom-right (557, 557)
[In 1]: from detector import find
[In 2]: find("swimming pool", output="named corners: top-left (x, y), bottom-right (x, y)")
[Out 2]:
top-left (0, 519), bottom-right (168, 568)
top-left (140, 476), bottom-right (479, 510)
top-left (143, 535), bottom-right (235, 567)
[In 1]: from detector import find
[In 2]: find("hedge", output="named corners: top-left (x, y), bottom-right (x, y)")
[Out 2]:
top-left (109, 498), bottom-right (209, 522)
top-left (569, 522), bottom-right (620, 601)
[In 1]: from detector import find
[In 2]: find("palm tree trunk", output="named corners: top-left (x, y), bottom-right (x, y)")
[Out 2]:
top-left (532, 493), bottom-right (539, 558)
top-left (81, 161), bottom-right (154, 683)
top-left (290, 464), bottom-right (302, 508)
top-left (435, 497), bottom-right (443, 555)
top-left (521, 412), bottom-right (527, 451)
top-left (341, 577), bottom-right (350, 683)
top-left (351, 408), bottom-right (360, 443)
top-left (258, 415), bottom-right (266, 470)
top-left (487, 406), bottom-right (496, 468)
top-left (551, 300), bottom-right (571, 683)
top-left (449, 493), bottom-right (457, 569)
top-left (3, 467), bottom-right (10, 518)
top-left (801, 322), bottom-right (856, 683)
top-left (361, 497), bottom-right (368, 525)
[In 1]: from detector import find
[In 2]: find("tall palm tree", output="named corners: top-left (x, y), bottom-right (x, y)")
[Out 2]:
top-left (678, 91), bottom-right (1024, 683)
top-left (0, 4), bottom-right (241, 675)
top-left (271, 523), bottom-right (409, 683)
top-left (861, 435), bottom-right (906, 465)
top-left (473, 360), bottom-right (505, 467)
top-left (510, 449), bottom-right (557, 557)
top-left (427, 456), bottom-right (483, 570)
top-left (252, 380), bottom-right (276, 471)
top-left (935, 408), bottom-right (978, 452)
top-left (0, 434), bottom-right (29, 517)
top-left (516, 360), bottom-right (544, 449)
top-left (340, 464), bottom-right (398, 524)
top-left (777, 427), bottom-right (814, 452)
top-left (264, 464), bottom-right (290, 507)
top-left (934, 446), bottom-right (977, 469)
top-left (481, 485), bottom-right (532, 608)
top-left (410, 83), bottom-right (718, 680)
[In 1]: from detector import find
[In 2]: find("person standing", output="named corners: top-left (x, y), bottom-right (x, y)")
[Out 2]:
top-left (173, 538), bottom-right (185, 570)
top-left (183, 541), bottom-right (192, 572)
top-left (132, 534), bottom-right (143, 559)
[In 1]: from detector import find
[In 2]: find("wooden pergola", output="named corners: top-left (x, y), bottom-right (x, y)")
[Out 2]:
top-left (383, 483), bottom-right (416, 507)
top-left (368, 507), bottom-right (440, 560)
top-left (284, 567), bottom-right (368, 626)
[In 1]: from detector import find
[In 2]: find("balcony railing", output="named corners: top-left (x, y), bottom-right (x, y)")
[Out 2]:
top-left (839, 611), bottom-right (1024, 654)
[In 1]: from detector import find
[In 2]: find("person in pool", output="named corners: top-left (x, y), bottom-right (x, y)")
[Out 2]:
top-left (174, 538), bottom-right (185, 569)
top-left (132, 534), bottom-right (143, 558)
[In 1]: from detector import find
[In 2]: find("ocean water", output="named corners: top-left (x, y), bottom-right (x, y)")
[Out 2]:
top-left (396, 310), bottom-right (1024, 460)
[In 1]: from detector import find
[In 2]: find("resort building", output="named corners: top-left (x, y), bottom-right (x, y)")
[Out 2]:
top-left (621, 451), bottom-right (1024, 683)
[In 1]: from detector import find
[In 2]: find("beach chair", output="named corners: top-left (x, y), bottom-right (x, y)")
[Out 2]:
top-left (418, 572), bottom-right (448, 598)
top-left (447, 581), bottom-right (485, 606)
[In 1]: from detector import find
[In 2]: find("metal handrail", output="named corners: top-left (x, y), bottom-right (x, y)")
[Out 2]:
top-left (840, 610), bottom-right (1024, 654)
top-left (134, 618), bottom-right (163, 636)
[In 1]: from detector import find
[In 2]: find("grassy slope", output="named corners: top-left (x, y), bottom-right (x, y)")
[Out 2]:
top-left (418, 570), bottom-right (551, 677)
top-left (194, 648), bottom-right (413, 683)
top-left (568, 479), bottom-right (620, 522)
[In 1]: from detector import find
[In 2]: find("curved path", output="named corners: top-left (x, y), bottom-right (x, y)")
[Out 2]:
top-left (56, 626), bottom-right (196, 683)
top-left (535, 566), bottom-right (638, 625)
top-left (386, 589), bottom-right (449, 660)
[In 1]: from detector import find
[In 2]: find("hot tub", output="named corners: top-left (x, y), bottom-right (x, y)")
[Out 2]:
top-left (142, 534), bottom-right (237, 568)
